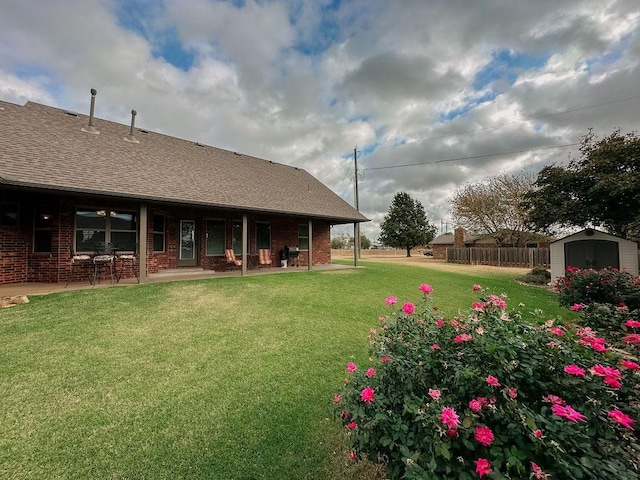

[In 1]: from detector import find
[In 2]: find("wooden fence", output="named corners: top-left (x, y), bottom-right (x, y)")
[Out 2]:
top-left (446, 247), bottom-right (550, 268)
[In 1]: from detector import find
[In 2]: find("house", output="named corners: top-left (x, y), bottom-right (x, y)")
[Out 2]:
top-left (550, 228), bottom-right (639, 283)
top-left (0, 90), bottom-right (368, 286)
top-left (428, 228), bottom-right (496, 259)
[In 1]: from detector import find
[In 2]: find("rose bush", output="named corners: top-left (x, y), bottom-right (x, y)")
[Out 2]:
top-left (335, 285), bottom-right (639, 479)
top-left (555, 267), bottom-right (640, 310)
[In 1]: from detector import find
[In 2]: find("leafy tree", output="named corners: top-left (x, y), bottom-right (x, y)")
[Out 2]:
top-left (524, 129), bottom-right (640, 240)
top-left (450, 173), bottom-right (536, 246)
top-left (360, 234), bottom-right (371, 250)
top-left (379, 192), bottom-right (436, 257)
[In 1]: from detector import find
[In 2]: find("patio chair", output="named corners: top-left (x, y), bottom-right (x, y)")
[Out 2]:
top-left (116, 243), bottom-right (139, 283)
top-left (93, 242), bottom-right (116, 285)
top-left (225, 249), bottom-right (242, 270)
top-left (65, 246), bottom-right (94, 287)
top-left (258, 249), bottom-right (272, 268)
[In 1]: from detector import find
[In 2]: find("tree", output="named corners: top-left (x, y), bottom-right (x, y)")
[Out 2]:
top-left (450, 173), bottom-right (536, 246)
top-left (379, 192), bottom-right (437, 257)
top-left (331, 236), bottom-right (348, 249)
top-left (524, 129), bottom-right (640, 240)
top-left (360, 234), bottom-right (371, 250)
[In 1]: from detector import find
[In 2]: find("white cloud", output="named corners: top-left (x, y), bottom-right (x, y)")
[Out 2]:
top-left (1, 0), bottom-right (639, 241)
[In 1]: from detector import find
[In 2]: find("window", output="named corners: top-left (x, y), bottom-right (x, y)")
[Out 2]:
top-left (256, 222), bottom-right (271, 250)
top-left (206, 219), bottom-right (225, 255)
top-left (33, 206), bottom-right (53, 253)
top-left (232, 220), bottom-right (249, 254)
top-left (110, 211), bottom-right (137, 251)
top-left (153, 214), bottom-right (165, 252)
top-left (298, 224), bottom-right (309, 250)
top-left (0, 202), bottom-right (19, 227)
top-left (75, 208), bottom-right (137, 253)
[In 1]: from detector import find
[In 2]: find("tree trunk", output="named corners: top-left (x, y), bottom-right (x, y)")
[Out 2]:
top-left (406, 246), bottom-right (411, 257)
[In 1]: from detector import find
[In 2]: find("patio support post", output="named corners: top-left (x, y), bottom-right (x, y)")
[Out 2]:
top-left (308, 219), bottom-right (313, 271)
top-left (139, 203), bottom-right (148, 283)
top-left (242, 214), bottom-right (248, 276)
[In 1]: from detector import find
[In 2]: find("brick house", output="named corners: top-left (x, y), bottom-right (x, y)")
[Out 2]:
top-left (0, 91), bottom-right (368, 286)
top-left (429, 228), bottom-right (497, 259)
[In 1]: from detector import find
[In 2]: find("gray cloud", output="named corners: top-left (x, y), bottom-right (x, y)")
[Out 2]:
top-left (1, 0), bottom-right (638, 241)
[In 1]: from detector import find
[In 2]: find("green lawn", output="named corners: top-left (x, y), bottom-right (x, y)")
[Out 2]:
top-left (0, 261), bottom-right (571, 479)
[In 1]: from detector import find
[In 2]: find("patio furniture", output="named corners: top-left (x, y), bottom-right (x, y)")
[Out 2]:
top-left (116, 244), bottom-right (139, 283)
top-left (93, 242), bottom-right (116, 285)
top-left (65, 247), bottom-right (94, 287)
top-left (225, 249), bottom-right (242, 270)
top-left (258, 249), bottom-right (272, 268)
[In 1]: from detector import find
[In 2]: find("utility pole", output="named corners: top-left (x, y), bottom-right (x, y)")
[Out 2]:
top-left (353, 147), bottom-right (360, 267)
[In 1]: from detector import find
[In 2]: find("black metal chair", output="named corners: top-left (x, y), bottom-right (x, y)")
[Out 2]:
top-left (116, 244), bottom-right (139, 283)
top-left (93, 242), bottom-right (116, 285)
top-left (65, 246), bottom-right (94, 287)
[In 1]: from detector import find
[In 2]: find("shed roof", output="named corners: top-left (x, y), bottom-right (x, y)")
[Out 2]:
top-left (0, 99), bottom-right (367, 224)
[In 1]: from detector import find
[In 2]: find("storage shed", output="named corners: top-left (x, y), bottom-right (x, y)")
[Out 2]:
top-left (550, 229), bottom-right (639, 282)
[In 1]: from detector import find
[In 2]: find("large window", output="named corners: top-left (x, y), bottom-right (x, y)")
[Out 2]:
top-left (153, 214), bottom-right (165, 252)
top-left (0, 202), bottom-right (19, 227)
top-left (298, 224), bottom-right (309, 250)
top-left (206, 219), bottom-right (225, 255)
top-left (256, 222), bottom-right (271, 250)
top-left (75, 208), bottom-right (137, 253)
top-left (33, 206), bottom-right (53, 253)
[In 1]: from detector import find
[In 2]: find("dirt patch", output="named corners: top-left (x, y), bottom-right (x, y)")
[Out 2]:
top-left (333, 251), bottom-right (531, 276)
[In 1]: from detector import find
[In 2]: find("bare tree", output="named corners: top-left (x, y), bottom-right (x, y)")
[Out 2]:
top-left (450, 173), bottom-right (536, 246)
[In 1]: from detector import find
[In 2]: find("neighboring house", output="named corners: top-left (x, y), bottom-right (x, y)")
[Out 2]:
top-left (0, 91), bottom-right (368, 286)
top-left (428, 228), bottom-right (496, 259)
top-left (550, 229), bottom-right (639, 283)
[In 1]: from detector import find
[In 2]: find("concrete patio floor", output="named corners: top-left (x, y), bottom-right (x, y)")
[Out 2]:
top-left (0, 263), bottom-right (355, 299)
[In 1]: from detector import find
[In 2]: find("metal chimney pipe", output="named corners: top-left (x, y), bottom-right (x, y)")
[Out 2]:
top-left (82, 88), bottom-right (99, 134)
top-left (123, 109), bottom-right (140, 143)
top-left (129, 109), bottom-right (137, 136)
top-left (88, 88), bottom-right (97, 127)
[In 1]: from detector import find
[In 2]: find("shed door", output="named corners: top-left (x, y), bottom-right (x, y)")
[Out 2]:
top-left (564, 239), bottom-right (619, 270)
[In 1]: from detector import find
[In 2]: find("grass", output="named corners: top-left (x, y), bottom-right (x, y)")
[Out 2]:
top-left (0, 260), bottom-right (572, 479)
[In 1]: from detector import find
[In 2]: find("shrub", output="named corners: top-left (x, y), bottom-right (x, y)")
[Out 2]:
top-left (555, 267), bottom-right (640, 310)
top-left (574, 302), bottom-right (640, 340)
top-left (335, 285), bottom-right (639, 480)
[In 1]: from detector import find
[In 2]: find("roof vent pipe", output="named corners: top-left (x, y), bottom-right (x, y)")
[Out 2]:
top-left (81, 88), bottom-right (100, 134)
top-left (123, 109), bottom-right (140, 143)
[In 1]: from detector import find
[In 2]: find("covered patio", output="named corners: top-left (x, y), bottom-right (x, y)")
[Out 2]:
top-left (0, 262), bottom-right (355, 300)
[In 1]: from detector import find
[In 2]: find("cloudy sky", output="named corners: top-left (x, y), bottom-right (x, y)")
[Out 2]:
top-left (1, 0), bottom-right (639, 241)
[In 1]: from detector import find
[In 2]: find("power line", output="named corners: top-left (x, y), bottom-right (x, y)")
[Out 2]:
top-left (363, 142), bottom-right (579, 172)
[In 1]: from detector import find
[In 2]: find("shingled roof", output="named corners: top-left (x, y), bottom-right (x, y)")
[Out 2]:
top-left (0, 99), bottom-right (368, 224)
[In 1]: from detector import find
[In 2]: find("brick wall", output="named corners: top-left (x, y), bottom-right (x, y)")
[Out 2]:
top-left (0, 189), bottom-right (335, 285)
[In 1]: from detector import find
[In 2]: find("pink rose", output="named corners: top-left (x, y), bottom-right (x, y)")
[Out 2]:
top-left (428, 388), bottom-right (441, 401)
top-left (440, 407), bottom-right (460, 428)
top-left (608, 409), bottom-right (635, 430)
top-left (346, 362), bottom-right (357, 373)
top-left (347, 421), bottom-right (357, 430)
top-left (474, 426), bottom-right (494, 446)
top-left (485, 375), bottom-right (500, 387)
top-left (402, 302), bottom-right (415, 315)
top-left (469, 399), bottom-right (482, 413)
top-left (360, 386), bottom-right (375, 404)
top-left (384, 296), bottom-right (397, 305)
top-left (419, 283), bottom-right (433, 295)
top-left (365, 367), bottom-right (376, 378)
top-left (472, 284), bottom-right (482, 291)
top-left (563, 364), bottom-right (586, 376)
top-left (475, 458), bottom-right (492, 478)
